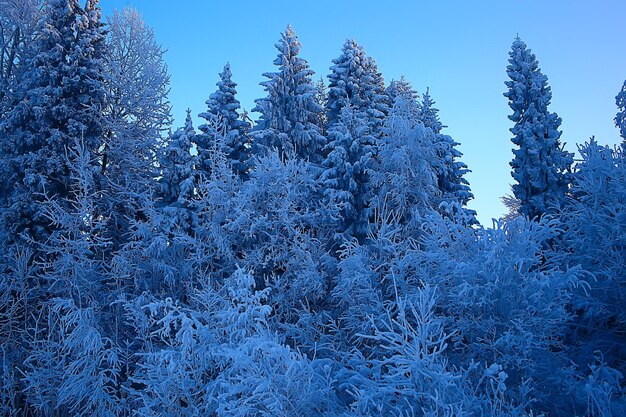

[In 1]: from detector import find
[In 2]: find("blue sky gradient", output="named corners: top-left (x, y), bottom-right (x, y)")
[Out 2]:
top-left (100, 0), bottom-right (626, 224)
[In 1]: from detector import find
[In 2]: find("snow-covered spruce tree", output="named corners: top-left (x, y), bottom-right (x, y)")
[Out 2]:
top-left (321, 105), bottom-right (375, 243)
top-left (101, 7), bottom-right (171, 250)
top-left (386, 76), bottom-right (420, 115)
top-left (435, 132), bottom-right (475, 218)
top-left (373, 85), bottom-right (475, 227)
top-left (415, 87), bottom-right (475, 217)
top-left (158, 110), bottom-right (196, 208)
top-left (197, 63), bottom-right (251, 179)
top-left (326, 39), bottom-right (389, 139)
top-left (616, 78), bottom-right (626, 145)
top-left (0, 1), bottom-right (44, 246)
top-left (20, 139), bottom-right (122, 417)
top-left (157, 109), bottom-right (197, 243)
top-left (252, 25), bottom-right (325, 163)
top-left (0, 0), bottom-right (106, 246)
top-left (417, 87), bottom-right (445, 134)
top-left (504, 37), bottom-right (573, 219)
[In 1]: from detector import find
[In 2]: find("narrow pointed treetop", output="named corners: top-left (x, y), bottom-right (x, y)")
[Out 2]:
top-left (504, 37), bottom-right (573, 219)
top-left (252, 25), bottom-right (325, 162)
top-left (418, 87), bottom-right (446, 134)
top-left (387, 76), bottom-right (419, 105)
top-left (198, 63), bottom-right (251, 178)
top-left (387, 76), bottom-right (420, 122)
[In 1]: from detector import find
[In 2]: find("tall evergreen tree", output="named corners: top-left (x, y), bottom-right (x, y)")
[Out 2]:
top-left (322, 40), bottom-right (389, 243)
top-left (252, 25), bottom-right (325, 162)
top-left (197, 63), bottom-right (251, 179)
top-left (321, 105), bottom-right (374, 243)
top-left (504, 37), bottom-right (573, 219)
top-left (615, 79), bottom-right (626, 145)
top-left (417, 88), bottom-right (475, 215)
top-left (0, 0), bottom-right (106, 245)
top-left (326, 39), bottom-right (389, 138)
top-left (158, 109), bottom-right (195, 209)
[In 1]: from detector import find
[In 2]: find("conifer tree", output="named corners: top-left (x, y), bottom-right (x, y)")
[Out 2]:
top-left (615, 79), bottom-right (626, 145)
top-left (321, 105), bottom-right (375, 243)
top-left (0, 0), bottom-right (106, 245)
top-left (322, 40), bottom-right (390, 242)
top-left (326, 39), bottom-right (389, 138)
top-left (252, 25), bottom-right (325, 162)
top-left (417, 88), bottom-right (475, 215)
top-left (504, 37), bottom-right (573, 219)
top-left (197, 63), bottom-right (251, 179)
top-left (158, 109), bottom-right (195, 209)
top-left (418, 87), bottom-right (445, 134)
top-left (387, 76), bottom-right (419, 109)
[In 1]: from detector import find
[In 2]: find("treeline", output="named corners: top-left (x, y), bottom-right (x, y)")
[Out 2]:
top-left (0, 1), bottom-right (625, 416)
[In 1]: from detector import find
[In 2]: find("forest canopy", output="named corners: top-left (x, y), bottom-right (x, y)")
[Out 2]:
top-left (0, 1), bottom-right (625, 416)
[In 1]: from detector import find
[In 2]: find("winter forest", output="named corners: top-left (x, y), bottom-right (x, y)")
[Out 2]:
top-left (0, 0), bottom-right (625, 416)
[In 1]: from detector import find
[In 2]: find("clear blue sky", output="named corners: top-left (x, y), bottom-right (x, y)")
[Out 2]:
top-left (101, 0), bottom-right (625, 224)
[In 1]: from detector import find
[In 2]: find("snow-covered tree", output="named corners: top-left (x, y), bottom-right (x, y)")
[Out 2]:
top-left (197, 63), bottom-right (251, 179)
top-left (103, 7), bottom-right (171, 147)
top-left (386, 76), bottom-right (419, 112)
top-left (0, 0), bottom-right (43, 107)
top-left (0, 0), bottom-right (106, 245)
top-left (18, 138), bottom-right (123, 417)
top-left (416, 88), bottom-right (475, 218)
top-left (101, 7), bottom-right (171, 249)
top-left (233, 152), bottom-right (331, 329)
top-left (371, 96), bottom-right (440, 228)
top-left (504, 37), bottom-right (573, 219)
top-left (321, 105), bottom-right (375, 243)
top-left (157, 109), bottom-right (196, 238)
top-left (252, 25), bottom-right (325, 163)
top-left (158, 109), bottom-right (195, 207)
top-left (314, 76), bottom-right (328, 136)
top-left (417, 87), bottom-right (445, 133)
top-left (416, 213), bottom-right (583, 415)
top-left (434, 133), bottom-right (475, 215)
top-left (326, 39), bottom-right (389, 138)
top-left (374, 87), bottom-right (475, 225)
top-left (616, 79), bottom-right (626, 145)
top-left (501, 186), bottom-right (521, 222)
top-left (560, 139), bottom-right (626, 377)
